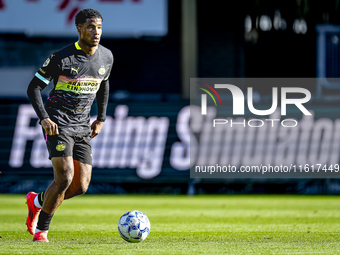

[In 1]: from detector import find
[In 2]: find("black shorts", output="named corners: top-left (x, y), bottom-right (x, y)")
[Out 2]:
top-left (43, 130), bottom-right (92, 165)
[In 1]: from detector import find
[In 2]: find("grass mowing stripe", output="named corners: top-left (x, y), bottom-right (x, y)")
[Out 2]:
top-left (0, 194), bottom-right (340, 254)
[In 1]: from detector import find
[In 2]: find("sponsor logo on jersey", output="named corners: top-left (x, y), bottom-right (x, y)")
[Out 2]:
top-left (55, 75), bottom-right (102, 94)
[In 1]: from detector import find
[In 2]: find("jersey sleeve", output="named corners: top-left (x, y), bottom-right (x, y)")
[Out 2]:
top-left (103, 53), bottom-right (114, 81)
top-left (35, 52), bottom-right (61, 85)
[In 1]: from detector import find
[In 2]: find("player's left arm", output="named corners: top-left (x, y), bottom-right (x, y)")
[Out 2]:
top-left (91, 79), bottom-right (109, 138)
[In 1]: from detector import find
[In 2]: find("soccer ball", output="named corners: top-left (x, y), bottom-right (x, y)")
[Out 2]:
top-left (118, 210), bottom-right (150, 242)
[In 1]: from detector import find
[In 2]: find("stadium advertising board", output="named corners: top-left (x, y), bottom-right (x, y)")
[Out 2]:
top-left (0, 0), bottom-right (167, 37)
top-left (3, 98), bottom-right (340, 180)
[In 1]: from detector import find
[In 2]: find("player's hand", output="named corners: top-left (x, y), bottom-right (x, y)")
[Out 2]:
top-left (41, 118), bottom-right (59, 136)
top-left (91, 120), bottom-right (104, 138)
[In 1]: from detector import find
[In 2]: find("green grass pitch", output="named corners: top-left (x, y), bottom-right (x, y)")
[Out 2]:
top-left (1, 194), bottom-right (340, 254)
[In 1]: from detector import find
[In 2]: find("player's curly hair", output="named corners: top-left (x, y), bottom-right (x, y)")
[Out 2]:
top-left (75, 8), bottom-right (103, 26)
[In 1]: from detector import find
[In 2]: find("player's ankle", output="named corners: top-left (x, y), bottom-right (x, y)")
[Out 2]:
top-left (35, 228), bottom-right (48, 234)
top-left (37, 210), bottom-right (54, 232)
top-left (34, 191), bottom-right (45, 208)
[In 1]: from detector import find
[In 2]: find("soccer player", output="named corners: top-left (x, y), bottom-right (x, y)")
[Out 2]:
top-left (25, 8), bottom-right (113, 242)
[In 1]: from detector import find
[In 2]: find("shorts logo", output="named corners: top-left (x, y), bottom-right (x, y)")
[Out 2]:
top-left (56, 142), bottom-right (66, 152)
top-left (98, 67), bottom-right (106, 75)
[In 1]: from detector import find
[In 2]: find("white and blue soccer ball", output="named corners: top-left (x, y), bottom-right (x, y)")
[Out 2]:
top-left (118, 210), bottom-right (150, 242)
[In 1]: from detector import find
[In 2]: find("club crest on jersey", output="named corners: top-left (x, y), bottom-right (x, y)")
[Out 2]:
top-left (98, 67), bottom-right (106, 75)
top-left (56, 142), bottom-right (66, 152)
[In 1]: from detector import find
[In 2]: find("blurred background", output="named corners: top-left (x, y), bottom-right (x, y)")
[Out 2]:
top-left (1, 0), bottom-right (340, 195)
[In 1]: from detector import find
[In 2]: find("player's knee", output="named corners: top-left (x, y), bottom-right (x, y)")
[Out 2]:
top-left (79, 174), bottom-right (91, 195)
top-left (56, 173), bottom-right (73, 192)
top-left (57, 179), bottom-right (72, 192)
top-left (78, 183), bottom-right (89, 195)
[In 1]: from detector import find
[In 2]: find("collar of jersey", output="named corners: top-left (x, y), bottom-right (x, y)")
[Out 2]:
top-left (74, 41), bottom-right (98, 58)
top-left (75, 41), bottom-right (82, 50)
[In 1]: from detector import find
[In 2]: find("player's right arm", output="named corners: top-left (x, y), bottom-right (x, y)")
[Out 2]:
top-left (27, 53), bottom-right (61, 136)
top-left (27, 77), bottom-right (59, 135)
